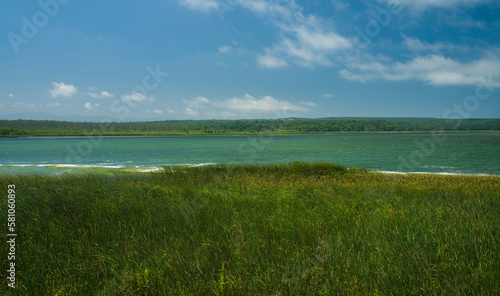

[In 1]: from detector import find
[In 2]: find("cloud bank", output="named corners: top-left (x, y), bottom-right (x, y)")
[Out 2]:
top-left (181, 93), bottom-right (315, 118)
top-left (340, 54), bottom-right (500, 86)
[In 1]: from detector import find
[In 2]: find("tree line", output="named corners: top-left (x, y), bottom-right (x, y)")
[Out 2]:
top-left (1, 118), bottom-right (500, 136)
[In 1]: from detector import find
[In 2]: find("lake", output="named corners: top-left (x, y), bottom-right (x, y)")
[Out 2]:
top-left (1, 132), bottom-right (499, 175)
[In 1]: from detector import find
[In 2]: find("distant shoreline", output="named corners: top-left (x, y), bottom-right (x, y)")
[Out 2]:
top-left (2, 118), bottom-right (500, 137)
top-left (2, 129), bottom-right (500, 138)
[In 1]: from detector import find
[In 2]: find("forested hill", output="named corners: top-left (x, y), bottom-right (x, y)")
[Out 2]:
top-left (1, 118), bottom-right (500, 136)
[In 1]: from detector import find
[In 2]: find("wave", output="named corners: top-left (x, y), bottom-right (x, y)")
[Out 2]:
top-left (0, 163), bottom-right (218, 174)
top-left (376, 170), bottom-right (495, 177)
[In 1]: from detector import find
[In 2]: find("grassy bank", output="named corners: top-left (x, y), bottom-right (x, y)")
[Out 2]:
top-left (1, 163), bottom-right (499, 295)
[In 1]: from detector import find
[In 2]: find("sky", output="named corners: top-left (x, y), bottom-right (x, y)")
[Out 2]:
top-left (1, 0), bottom-right (499, 121)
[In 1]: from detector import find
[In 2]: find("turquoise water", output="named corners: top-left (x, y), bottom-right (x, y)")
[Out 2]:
top-left (0, 132), bottom-right (499, 175)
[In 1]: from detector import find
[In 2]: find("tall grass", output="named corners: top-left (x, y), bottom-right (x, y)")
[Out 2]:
top-left (0, 163), bottom-right (498, 295)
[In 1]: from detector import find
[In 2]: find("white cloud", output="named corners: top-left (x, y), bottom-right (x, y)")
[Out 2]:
top-left (178, 0), bottom-right (294, 19)
top-left (8, 93), bottom-right (14, 98)
top-left (293, 25), bottom-right (351, 51)
top-left (167, 109), bottom-right (177, 113)
top-left (384, 0), bottom-right (493, 9)
top-left (217, 42), bottom-right (246, 55)
top-left (442, 12), bottom-right (485, 28)
top-left (84, 102), bottom-right (94, 111)
top-left (321, 93), bottom-right (334, 98)
top-left (88, 90), bottom-right (114, 99)
top-left (340, 54), bottom-right (500, 86)
top-left (196, 96), bottom-right (210, 104)
top-left (403, 35), bottom-right (445, 52)
top-left (153, 109), bottom-right (163, 114)
top-left (257, 52), bottom-right (288, 68)
top-left (50, 82), bottom-right (77, 98)
top-left (300, 101), bottom-right (317, 107)
top-left (219, 94), bottom-right (309, 112)
top-left (332, 0), bottom-right (349, 11)
top-left (184, 96), bottom-right (210, 108)
top-left (177, 0), bottom-right (351, 69)
top-left (180, 93), bottom-right (315, 118)
top-left (401, 35), bottom-right (470, 53)
top-left (178, 0), bottom-right (219, 11)
top-left (185, 107), bottom-right (199, 116)
top-left (218, 45), bottom-right (232, 53)
top-left (239, 2), bottom-right (352, 68)
top-left (122, 92), bottom-right (154, 103)
top-left (83, 102), bottom-right (100, 111)
top-left (236, 0), bottom-right (298, 18)
top-left (183, 96), bottom-right (212, 117)
top-left (257, 12), bottom-right (352, 68)
top-left (100, 91), bottom-right (114, 98)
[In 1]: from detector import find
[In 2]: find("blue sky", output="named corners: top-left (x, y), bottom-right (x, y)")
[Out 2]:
top-left (1, 0), bottom-right (499, 120)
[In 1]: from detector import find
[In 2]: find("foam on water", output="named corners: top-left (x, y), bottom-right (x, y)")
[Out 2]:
top-left (377, 170), bottom-right (495, 177)
top-left (0, 163), bottom-right (221, 175)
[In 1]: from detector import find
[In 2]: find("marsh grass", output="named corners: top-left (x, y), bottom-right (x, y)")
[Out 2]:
top-left (0, 163), bottom-right (498, 295)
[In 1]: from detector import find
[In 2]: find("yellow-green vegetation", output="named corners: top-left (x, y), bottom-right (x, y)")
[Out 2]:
top-left (1, 163), bottom-right (499, 295)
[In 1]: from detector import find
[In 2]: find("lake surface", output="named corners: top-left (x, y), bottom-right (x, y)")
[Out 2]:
top-left (1, 132), bottom-right (499, 175)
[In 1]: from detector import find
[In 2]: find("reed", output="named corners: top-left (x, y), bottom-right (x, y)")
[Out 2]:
top-left (0, 163), bottom-right (498, 295)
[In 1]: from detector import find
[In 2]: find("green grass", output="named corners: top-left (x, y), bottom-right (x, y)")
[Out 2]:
top-left (1, 163), bottom-right (499, 295)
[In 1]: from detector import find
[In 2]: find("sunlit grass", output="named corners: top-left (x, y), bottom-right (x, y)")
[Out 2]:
top-left (0, 163), bottom-right (498, 295)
